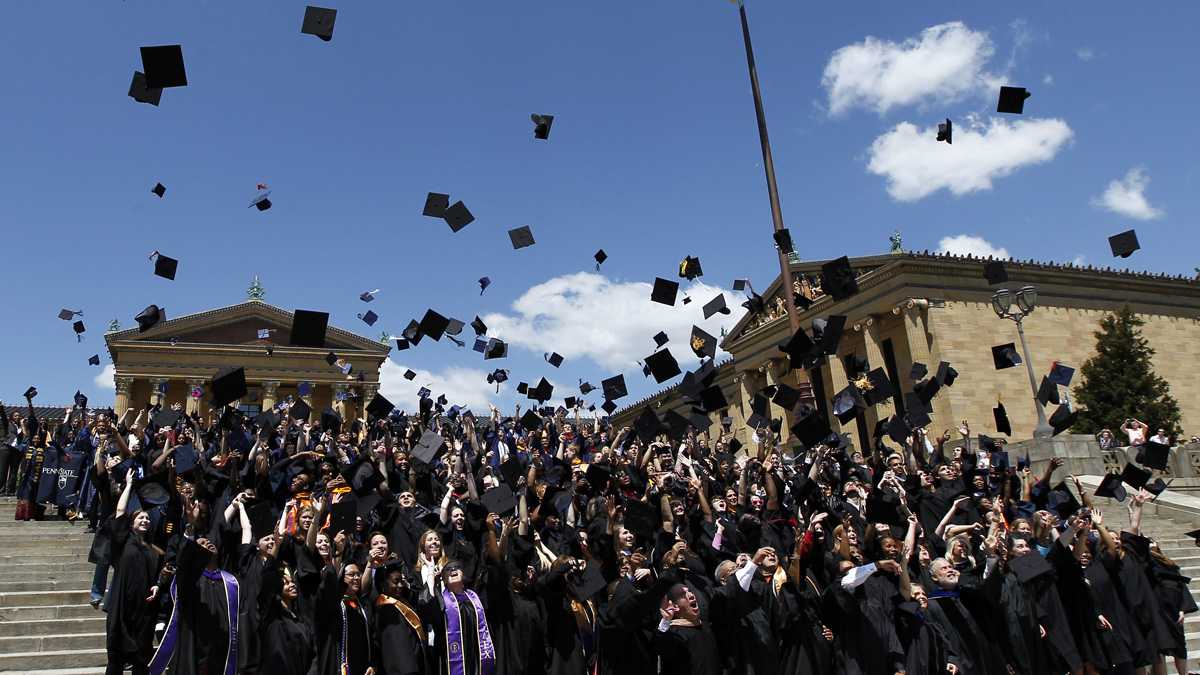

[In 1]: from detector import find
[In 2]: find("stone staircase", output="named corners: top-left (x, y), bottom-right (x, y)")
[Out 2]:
top-left (1, 494), bottom-right (1199, 673)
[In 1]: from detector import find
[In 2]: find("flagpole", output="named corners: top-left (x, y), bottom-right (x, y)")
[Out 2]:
top-left (737, 1), bottom-right (800, 335)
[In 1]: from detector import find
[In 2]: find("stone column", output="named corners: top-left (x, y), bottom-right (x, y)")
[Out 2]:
top-left (825, 351), bottom-right (851, 434)
top-left (862, 318), bottom-right (892, 433)
top-left (332, 383), bottom-right (349, 420)
top-left (185, 379), bottom-right (206, 416)
top-left (901, 305), bottom-right (933, 376)
top-left (150, 378), bottom-right (169, 407)
top-left (114, 376), bottom-right (134, 418)
top-left (261, 380), bottom-right (280, 410)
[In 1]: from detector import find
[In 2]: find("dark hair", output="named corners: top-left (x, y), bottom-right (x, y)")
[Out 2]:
top-left (666, 583), bottom-right (688, 603)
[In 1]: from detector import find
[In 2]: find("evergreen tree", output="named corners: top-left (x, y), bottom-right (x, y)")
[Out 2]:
top-left (1072, 306), bottom-right (1182, 437)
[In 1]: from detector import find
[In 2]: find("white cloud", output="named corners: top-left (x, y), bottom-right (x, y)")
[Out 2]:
top-left (1091, 167), bottom-right (1164, 221)
top-left (377, 359), bottom-right (506, 412)
top-left (481, 272), bottom-right (747, 372)
top-left (1075, 47), bottom-right (1095, 61)
top-left (822, 22), bottom-right (997, 115)
top-left (94, 364), bottom-right (115, 390)
top-left (1042, 73), bottom-right (1054, 86)
top-left (937, 235), bottom-right (1010, 259)
top-left (866, 115), bottom-right (1073, 201)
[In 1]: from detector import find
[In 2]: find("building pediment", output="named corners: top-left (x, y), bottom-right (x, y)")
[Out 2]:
top-left (106, 300), bottom-right (388, 354)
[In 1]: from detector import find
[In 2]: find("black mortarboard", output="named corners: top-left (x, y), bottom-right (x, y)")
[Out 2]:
top-left (1094, 472), bottom-right (1127, 502)
top-left (129, 71), bottom-right (162, 106)
top-left (863, 368), bottom-right (895, 406)
top-left (579, 380), bottom-right (595, 395)
top-left (1048, 404), bottom-right (1076, 436)
top-left (423, 192), bottom-right (449, 218)
top-left (910, 362), bottom-right (928, 381)
top-left (1010, 553), bottom-right (1054, 583)
top-left (1120, 462), bottom-right (1152, 490)
top-left (936, 118), bottom-right (952, 144)
top-left (779, 325), bottom-right (817, 369)
top-left (993, 402), bottom-right (1012, 435)
top-left (690, 326), bottom-right (717, 360)
top-left (153, 409), bottom-right (182, 429)
top-left (480, 486), bottom-right (517, 516)
top-left (402, 320), bottom-right (423, 345)
top-left (772, 228), bottom-right (794, 255)
top-left (601, 375), bottom-right (627, 400)
top-left (679, 256), bottom-right (704, 281)
top-left (772, 384), bottom-right (800, 411)
top-left (702, 293), bottom-right (731, 319)
top-left (1108, 229), bottom-right (1140, 258)
top-left (210, 367), bottom-right (247, 408)
top-left (471, 316), bottom-right (487, 336)
top-left (991, 343), bottom-right (1021, 369)
top-left (813, 315), bottom-right (846, 356)
top-left (289, 398), bottom-right (311, 421)
top-left (140, 45), bottom-right (187, 89)
top-left (321, 409), bottom-right (342, 435)
top-left (419, 309), bottom-right (450, 341)
top-left (571, 561), bottom-right (607, 601)
top-left (866, 491), bottom-right (906, 526)
top-left (443, 201), bottom-right (474, 232)
top-left (73, 320), bottom-right (86, 337)
top-left (996, 86), bottom-right (1030, 114)
top-left (1145, 478), bottom-right (1169, 497)
top-left (289, 310), bottom-right (328, 348)
top-left (622, 500), bottom-right (660, 539)
top-left (741, 291), bottom-right (765, 315)
top-left (791, 406), bottom-right (832, 447)
top-left (516, 382), bottom-right (528, 395)
top-left (153, 254), bottom-right (178, 280)
top-left (328, 499), bottom-right (356, 537)
top-left (151, 182), bottom-right (167, 199)
top-left (935, 361), bottom-right (958, 387)
top-left (246, 501), bottom-right (278, 540)
top-left (1046, 482), bottom-right (1081, 518)
top-left (359, 310), bottom-right (378, 327)
top-left (984, 260), bottom-right (1007, 285)
top-left (831, 384), bottom-right (866, 424)
top-left (301, 6), bottom-right (337, 41)
top-left (412, 430), bottom-right (445, 464)
top-left (545, 352), bottom-right (564, 368)
top-left (88, 354), bottom-right (101, 366)
top-left (698, 385), bottom-right (727, 413)
top-left (651, 278), bottom-right (679, 306)
top-left (508, 226), bottom-right (535, 250)
top-left (652, 331), bottom-right (669, 348)
top-left (601, 399), bottom-right (617, 415)
top-left (904, 393), bottom-right (932, 429)
top-left (885, 414), bottom-right (912, 444)
top-left (531, 113), bottom-right (554, 140)
top-left (820, 256), bottom-right (858, 301)
top-left (173, 443), bottom-right (198, 476)
top-left (594, 249), bottom-right (607, 268)
top-left (520, 409), bottom-right (543, 431)
top-left (1048, 362), bottom-right (1074, 387)
top-left (1137, 440), bottom-right (1170, 471)
top-left (529, 378), bottom-right (554, 403)
top-left (135, 304), bottom-right (165, 333)
top-left (644, 349), bottom-right (681, 384)
top-left (366, 393), bottom-right (394, 420)
top-left (1036, 376), bottom-right (1060, 407)
top-left (484, 338), bottom-right (508, 359)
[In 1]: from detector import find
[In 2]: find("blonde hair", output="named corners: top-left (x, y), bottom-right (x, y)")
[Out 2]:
top-left (415, 529), bottom-right (449, 572)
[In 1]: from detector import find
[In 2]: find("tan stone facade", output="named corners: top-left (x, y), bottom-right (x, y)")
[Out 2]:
top-left (614, 252), bottom-right (1200, 451)
top-left (104, 299), bottom-right (390, 422)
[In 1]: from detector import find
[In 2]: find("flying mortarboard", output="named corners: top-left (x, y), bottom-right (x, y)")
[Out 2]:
top-left (366, 393), bottom-right (394, 420)
top-left (72, 320), bottom-right (86, 339)
top-left (1048, 404), bottom-right (1076, 436)
top-left (328, 499), bottom-right (356, 537)
top-left (651, 278), bottom-right (679, 306)
top-left (1009, 553), bottom-right (1054, 583)
top-left (484, 338), bottom-right (508, 359)
top-left (418, 309), bottom-right (450, 341)
top-left (301, 6), bottom-right (337, 41)
top-left (732, 279), bottom-right (749, 291)
top-left (772, 383), bottom-right (800, 410)
top-left (863, 368), bottom-right (895, 406)
top-left (622, 500), bottom-right (660, 539)
top-left (814, 315), bottom-right (847, 356)
top-left (820, 256), bottom-right (858, 301)
top-left (1036, 376), bottom-right (1060, 406)
top-left (422, 192), bottom-right (449, 218)
top-left (528, 378), bottom-right (554, 403)
top-left (1108, 229), bottom-right (1140, 258)
top-left (644, 349), bottom-right (682, 384)
top-left (698, 385), bottom-right (728, 413)
top-left (531, 113), bottom-right (554, 140)
top-left (601, 374), bottom-right (628, 400)
top-left (358, 311), bottom-right (378, 327)
top-left (478, 276), bottom-right (491, 295)
top-left (289, 310), bottom-right (328, 348)
top-left (991, 343), bottom-right (1021, 369)
top-left (135, 305), bottom-right (165, 333)
top-left (210, 367), bottom-right (247, 408)
top-left (173, 443), bottom-right (198, 476)
top-left (866, 491), bottom-right (906, 526)
top-left (1145, 478), bottom-right (1170, 497)
top-left (481, 486), bottom-right (517, 515)
top-left (411, 430), bottom-right (444, 464)
top-left (1137, 440), bottom-right (1170, 471)
top-left (779, 325), bottom-right (816, 369)
top-left (58, 309), bottom-right (81, 321)
top-left (996, 86), bottom-right (1030, 114)
top-left (936, 118), bottom-right (952, 144)
top-left (151, 182), bottom-right (166, 198)
top-left (471, 316), bottom-right (487, 336)
top-left (1094, 472), bottom-right (1127, 502)
top-left (983, 260), bottom-right (1007, 285)
top-left (140, 45), bottom-right (187, 89)
top-left (679, 256), bottom-right (703, 280)
top-left (508, 226), bottom-right (535, 250)
top-left (579, 380), bottom-right (595, 395)
top-left (443, 201), bottom-right (474, 232)
top-left (88, 355), bottom-right (101, 366)
top-left (600, 399), bottom-right (617, 415)
top-left (690, 326), bottom-right (717, 359)
top-left (702, 293), bottom-right (730, 319)
top-left (594, 249), bottom-right (607, 269)
top-left (246, 501), bottom-right (278, 540)
top-left (520, 408), bottom-right (543, 431)
top-left (289, 398), bottom-right (312, 421)
top-left (993, 402), bottom-right (1012, 435)
top-left (910, 362), bottom-right (928, 381)
top-left (545, 352), bottom-right (564, 368)
top-left (1046, 482), bottom-right (1081, 518)
top-left (128, 71), bottom-right (162, 106)
top-left (831, 384), bottom-right (867, 424)
top-left (772, 229), bottom-right (794, 255)
top-left (935, 361), bottom-right (958, 387)
top-left (1048, 362), bottom-right (1075, 387)
top-left (1120, 462), bottom-right (1152, 490)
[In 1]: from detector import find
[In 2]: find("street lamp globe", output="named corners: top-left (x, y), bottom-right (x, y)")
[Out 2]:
top-left (991, 289), bottom-right (1012, 318)
top-left (1015, 285), bottom-right (1038, 315)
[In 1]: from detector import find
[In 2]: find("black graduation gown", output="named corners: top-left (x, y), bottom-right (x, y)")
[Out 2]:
top-left (236, 544), bottom-right (270, 674)
top-left (1148, 557), bottom-right (1198, 659)
top-left (419, 583), bottom-right (492, 675)
top-left (537, 567), bottom-right (598, 675)
top-left (258, 561), bottom-right (316, 675)
top-left (377, 593), bottom-right (430, 675)
top-left (1118, 532), bottom-right (1169, 665)
top-left (653, 622), bottom-right (722, 675)
top-left (483, 557), bottom-right (546, 675)
top-left (165, 538), bottom-right (251, 675)
top-left (994, 567), bottom-right (1079, 675)
top-left (1047, 541), bottom-right (1111, 670)
top-left (777, 575), bottom-right (834, 675)
top-left (824, 572), bottom-right (906, 675)
top-left (599, 576), bottom-right (663, 675)
top-left (1085, 554), bottom-right (1136, 668)
top-left (895, 600), bottom-right (956, 675)
top-left (105, 513), bottom-right (161, 665)
top-left (315, 565), bottom-right (374, 675)
top-left (924, 583), bottom-right (1004, 675)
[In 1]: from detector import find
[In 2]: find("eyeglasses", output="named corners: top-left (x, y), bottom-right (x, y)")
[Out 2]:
top-left (343, 571), bottom-right (362, 578)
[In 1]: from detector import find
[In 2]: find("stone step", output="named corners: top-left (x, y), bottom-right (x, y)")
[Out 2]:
top-left (0, 554), bottom-right (90, 566)
top-left (0, 590), bottom-right (92, 608)
top-left (0, 616), bottom-right (106, 638)
top-left (0, 578), bottom-right (95, 593)
top-left (0, 632), bottom-right (108, 653)
top-left (0, 647), bottom-right (106, 672)
top-left (0, 670), bottom-right (108, 675)
top-left (0, 604), bottom-right (102, 621)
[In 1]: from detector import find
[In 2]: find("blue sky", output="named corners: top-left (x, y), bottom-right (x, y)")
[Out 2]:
top-left (3, 1), bottom-right (1196, 410)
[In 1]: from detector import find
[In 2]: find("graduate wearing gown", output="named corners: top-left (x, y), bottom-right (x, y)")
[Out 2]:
top-left (105, 471), bottom-right (163, 675)
top-left (374, 560), bottom-right (430, 675)
top-left (419, 560), bottom-right (497, 675)
top-left (258, 560), bottom-right (316, 675)
top-left (315, 559), bottom-right (376, 675)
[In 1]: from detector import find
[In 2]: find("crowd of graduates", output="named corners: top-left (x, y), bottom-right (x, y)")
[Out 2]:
top-left (2, 389), bottom-right (1198, 675)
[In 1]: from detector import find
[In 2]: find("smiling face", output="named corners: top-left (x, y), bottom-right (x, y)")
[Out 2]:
top-left (259, 534), bottom-right (277, 557)
top-left (316, 532), bottom-right (331, 557)
top-left (669, 585), bottom-right (700, 622)
top-left (618, 527), bottom-right (635, 549)
top-left (421, 532), bottom-right (442, 559)
top-left (370, 533), bottom-right (388, 558)
top-left (342, 564), bottom-right (362, 595)
top-left (298, 508), bottom-right (314, 533)
top-left (131, 510), bottom-right (152, 534)
top-left (450, 507), bottom-right (465, 530)
top-left (930, 558), bottom-right (959, 589)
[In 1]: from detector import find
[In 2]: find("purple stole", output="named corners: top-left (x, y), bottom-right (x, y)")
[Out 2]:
top-left (150, 569), bottom-right (240, 675)
top-left (442, 589), bottom-right (495, 675)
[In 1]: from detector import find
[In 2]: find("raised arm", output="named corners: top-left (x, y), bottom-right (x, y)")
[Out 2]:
top-left (306, 493), bottom-right (329, 552)
top-left (115, 469), bottom-right (136, 518)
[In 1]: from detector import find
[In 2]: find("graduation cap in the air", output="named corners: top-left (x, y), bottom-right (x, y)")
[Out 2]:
top-left (1120, 462), bottom-right (1152, 490)
top-left (1048, 404), bottom-right (1076, 436)
top-left (520, 408), bottom-right (543, 431)
top-left (443, 201), bottom-right (474, 233)
top-left (991, 343), bottom-right (1021, 369)
top-left (651, 331), bottom-right (669, 348)
top-left (779, 324), bottom-right (817, 369)
top-left (910, 362), bottom-right (928, 381)
top-left (88, 354), bottom-right (101, 366)
top-left (128, 71), bottom-right (162, 106)
top-left (741, 290), bottom-right (765, 315)
top-left (409, 429), bottom-right (443, 464)
top-left (1036, 376), bottom-right (1060, 406)
top-left (528, 378), bottom-right (554, 403)
top-left (153, 409), bottom-right (182, 429)
top-left (644, 349), bottom-right (682, 384)
top-left (936, 118), bottom-right (952, 144)
top-left (594, 249), bottom-right (607, 270)
top-left (327, 499), bottom-right (356, 537)
top-left (1046, 482), bottom-right (1081, 518)
top-left (601, 374), bottom-right (628, 401)
top-left (813, 315), bottom-right (847, 356)
top-left (696, 384), bottom-right (727, 414)
top-left (531, 113), bottom-right (554, 140)
top-left (468, 316), bottom-right (487, 337)
top-left (480, 486), bottom-right (517, 516)
top-left (1094, 472), bottom-right (1127, 502)
top-left (996, 86), bottom-right (1030, 114)
top-left (135, 305), bottom-right (165, 333)
top-left (140, 45), bottom-right (187, 89)
top-left (679, 256), bottom-right (703, 281)
top-left (983, 261), bottom-right (1007, 285)
top-left (1108, 229), bottom-right (1140, 258)
top-left (772, 383), bottom-right (801, 411)
top-left (772, 228), bottom-right (794, 255)
top-left (423, 192), bottom-right (449, 218)
top-left (702, 293), bottom-right (730, 319)
top-left (248, 188), bottom-right (272, 211)
top-left (866, 491), bottom-right (906, 526)
top-left (651, 278), bottom-right (679, 306)
top-left (72, 320), bottom-right (86, 341)
top-left (993, 402), bottom-right (1012, 436)
top-left (820, 256), bottom-right (858, 301)
top-left (418, 309), bottom-right (450, 341)
top-left (210, 367), bottom-right (247, 409)
top-left (863, 368), bottom-right (895, 406)
top-left (1048, 362), bottom-right (1075, 387)
top-left (366, 393), bottom-right (394, 420)
top-left (545, 352), bottom-right (564, 368)
top-left (358, 311), bottom-right (378, 327)
top-left (289, 398), bottom-right (312, 422)
top-left (1009, 552), bottom-right (1054, 583)
top-left (1137, 440), bottom-right (1170, 471)
top-left (301, 5), bottom-right (337, 41)
top-left (690, 326), bottom-right (717, 359)
top-left (400, 369), bottom-right (416, 381)
top-left (1145, 478), bottom-right (1170, 498)
top-left (486, 369), bottom-right (508, 390)
top-left (289, 310), bottom-right (328, 348)
top-left (579, 380), bottom-right (595, 395)
top-left (935, 361), bottom-right (958, 387)
top-left (150, 182), bottom-right (167, 200)
top-left (791, 405), bottom-right (833, 447)
top-left (484, 338), bottom-right (508, 360)
top-left (246, 501), bottom-right (279, 541)
top-left (508, 226), bottom-right (535, 250)
top-left (831, 384), bottom-right (867, 424)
